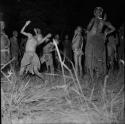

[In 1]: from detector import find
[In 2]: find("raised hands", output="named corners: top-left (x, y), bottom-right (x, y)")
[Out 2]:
top-left (25, 20), bottom-right (31, 26)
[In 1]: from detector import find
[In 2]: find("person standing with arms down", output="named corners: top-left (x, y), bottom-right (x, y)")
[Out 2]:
top-left (63, 35), bottom-right (72, 68)
top-left (72, 26), bottom-right (84, 77)
top-left (10, 30), bottom-right (20, 71)
top-left (19, 20), bottom-right (51, 80)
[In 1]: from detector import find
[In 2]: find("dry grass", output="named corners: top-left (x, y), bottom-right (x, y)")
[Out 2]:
top-left (1, 53), bottom-right (124, 124)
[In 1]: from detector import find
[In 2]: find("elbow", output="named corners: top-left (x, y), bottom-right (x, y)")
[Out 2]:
top-left (20, 30), bottom-right (23, 34)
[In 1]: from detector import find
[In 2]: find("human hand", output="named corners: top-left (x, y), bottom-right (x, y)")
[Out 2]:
top-left (47, 33), bottom-right (52, 38)
top-left (26, 20), bottom-right (31, 25)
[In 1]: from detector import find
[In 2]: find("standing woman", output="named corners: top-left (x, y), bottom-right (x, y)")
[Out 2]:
top-left (85, 7), bottom-right (115, 80)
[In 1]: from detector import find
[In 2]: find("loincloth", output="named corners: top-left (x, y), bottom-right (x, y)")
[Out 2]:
top-left (73, 49), bottom-right (83, 56)
top-left (21, 51), bottom-right (40, 72)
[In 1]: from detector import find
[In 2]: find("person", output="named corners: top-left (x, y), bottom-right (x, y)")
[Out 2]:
top-left (63, 35), bottom-right (72, 68)
top-left (0, 21), bottom-right (10, 66)
top-left (40, 41), bottom-right (55, 73)
top-left (19, 20), bottom-right (51, 80)
top-left (107, 33), bottom-right (118, 72)
top-left (10, 30), bottom-right (20, 71)
top-left (63, 35), bottom-right (72, 60)
top-left (72, 26), bottom-right (84, 76)
top-left (85, 7), bottom-right (115, 80)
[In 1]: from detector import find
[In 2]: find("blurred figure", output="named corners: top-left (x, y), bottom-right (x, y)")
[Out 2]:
top-left (20, 37), bottom-right (27, 59)
top-left (10, 30), bottom-right (20, 71)
top-left (63, 34), bottom-right (72, 68)
top-left (107, 33), bottom-right (118, 72)
top-left (40, 41), bottom-right (55, 73)
top-left (72, 26), bottom-right (84, 77)
top-left (0, 21), bottom-right (10, 66)
top-left (118, 24), bottom-right (124, 61)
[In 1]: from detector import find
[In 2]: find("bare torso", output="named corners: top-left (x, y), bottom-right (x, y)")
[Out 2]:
top-left (25, 35), bottom-right (38, 52)
top-left (90, 18), bottom-right (104, 35)
top-left (35, 34), bottom-right (43, 43)
top-left (72, 34), bottom-right (83, 50)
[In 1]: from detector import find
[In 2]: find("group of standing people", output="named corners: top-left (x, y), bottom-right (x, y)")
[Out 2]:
top-left (0, 7), bottom-right (124, 81)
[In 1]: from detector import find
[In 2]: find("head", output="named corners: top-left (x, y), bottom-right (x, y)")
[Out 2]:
top-left (13, 30), bottom-right (18, 37)
top-left (0, 21), bottom-right (5, 30)
top-left (94, 7), bottom-right (103, 18)
top-left (55, 34), bottom-right (60, 40)
top-left (75, 26), bottom-right (82, 34)
top-left (37, 28), bottom-right (41, 34)
top-left (65, 35), bottom-right (69, 40)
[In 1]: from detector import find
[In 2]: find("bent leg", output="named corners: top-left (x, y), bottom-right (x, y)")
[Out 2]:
top-left (34, 66), bottom-right (45, 81)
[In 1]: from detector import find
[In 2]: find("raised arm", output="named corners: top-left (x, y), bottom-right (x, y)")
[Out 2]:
top-left (34, 28), bottom-right (37, 35)
top-left (20, 20), bottom-right (32, 37)
top-left (72, 30), bottom-right (78, 44)
top-left (38, 33), bottom-right (52, 45)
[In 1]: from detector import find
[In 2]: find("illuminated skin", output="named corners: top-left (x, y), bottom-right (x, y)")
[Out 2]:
top-left (21, 21), bottom-right (51, 52)
top-left (20, 20), bottom-right (51, 79)
top-left (40, 42), bottom-right (55, 73)
top-left (87, 10), bottom-right (115, 38)
top-left (72, 26), bottom-right (83, 76)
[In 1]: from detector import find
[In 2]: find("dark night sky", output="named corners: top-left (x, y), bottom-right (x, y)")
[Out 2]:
top-left (0, 0), bottom-right (124, 36)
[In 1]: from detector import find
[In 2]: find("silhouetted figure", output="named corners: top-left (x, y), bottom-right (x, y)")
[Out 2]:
top-left (85, 7), bottom-right (115, 80)
top-left (10, 30), bottom-right (20, 71)
top-left (63, 35), bottom-right (72, 68)
top-left (107, 33), bottom-right (118, 72)
top-left (54, 34), bottom-right (61, 71)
